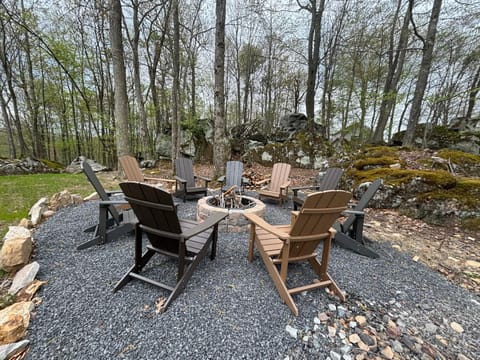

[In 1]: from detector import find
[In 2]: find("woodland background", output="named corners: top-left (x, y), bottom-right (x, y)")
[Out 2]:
top-left (0, 0), bottom-right (479, 175)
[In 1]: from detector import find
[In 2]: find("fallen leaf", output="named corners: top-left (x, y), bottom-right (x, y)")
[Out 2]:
top-left (155, 297), bottom-right (167, 314)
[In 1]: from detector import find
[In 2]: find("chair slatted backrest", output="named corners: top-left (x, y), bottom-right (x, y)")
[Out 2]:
top-left (269, 163), bottom-right (291, 193)
top-left (225, 161), bottom-right (243, 189)
top-left (288, 190), bottom-right (352, 257)
top-left (82, 160), bottom-right (122, 224)
top-left (343, 179), bottom-right (382, 230)
top-left (175, 157), bottom-right (195, 188)
top-left (120, 182), bottom-right (181, 253)
top-left (119, 155), bottom-right (144, 182)
top-left (317, 167), bottom-right (344, 191)
top-left (82, 161), bottom-right (110, 201)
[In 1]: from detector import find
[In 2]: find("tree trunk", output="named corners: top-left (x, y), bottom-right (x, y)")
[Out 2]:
top-left (465, 64), bottom-right (480, 121)
top-left (130, 0), bottom-right (152, 159)
top-left (403, 0), bottom-right (443, 146)
top-left (213, 0), bottom-right (228, 177)
top-left (303, 0), bottom-right (326, 129)
top-left (373, 0), bottom-right (411, 143)
top-left (171, 0), bottom-right (181, 165)
top-left (109, 0), bottom-right (130, 158)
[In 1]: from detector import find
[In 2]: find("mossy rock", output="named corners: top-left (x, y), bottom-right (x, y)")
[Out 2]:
top-left (391, 125), bottom-right (461, 148)
top-left (245, 132), bottom-right (330, 168)
top-left (353, 156), bottom-right (399, 170)
top-left (40, 158), bottom-right (65, 170)
top-left (348, 168), bottom-right (457, 189)
top-left (418, 178), bottom-right (480, 208)
top-left (437, 149), bottom-right (480, 176)
top-left (362, 145), bottom-right (400, 158)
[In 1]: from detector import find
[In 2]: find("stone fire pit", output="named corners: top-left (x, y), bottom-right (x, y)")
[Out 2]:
top-left (196, 194), bottom-right (266, 232)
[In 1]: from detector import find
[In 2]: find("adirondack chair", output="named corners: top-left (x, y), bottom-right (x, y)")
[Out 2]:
top-left (333, 178), bottom-right (383, 258)
top-left (217, 160), bottom-right (249, 193)
top-left (77, 161), bottom-right (135, 250)
top-left (292, 167), bottom-right (344, 210)
top-left (114, 182), bottom-right (227, 312)
top-left (119, 154), bottom-right (174, 187)
top-left (256, 163), bottom-right (291, 205)
top-left (245, 190), bottom-right (352, 316)
top-left (174, 157), bottom-right (210, 202)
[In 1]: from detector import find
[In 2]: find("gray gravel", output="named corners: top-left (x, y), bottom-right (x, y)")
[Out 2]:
top-left (27, 195), bottom-right (480, 359)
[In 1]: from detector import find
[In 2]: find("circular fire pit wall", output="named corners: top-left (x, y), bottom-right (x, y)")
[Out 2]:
top-left (196, 195), bottom-right (266, 232)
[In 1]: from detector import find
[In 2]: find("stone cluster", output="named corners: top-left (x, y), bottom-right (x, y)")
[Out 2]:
top-left (0, 190), bottom-right (84, 359)
top-left (283, 293), bottom-right (473, 360)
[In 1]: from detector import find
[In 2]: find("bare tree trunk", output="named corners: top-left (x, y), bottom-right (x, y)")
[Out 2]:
top-left (0, 94), bottom-right (16, 158)
top-left (171, 0), bottom-right (181, 165)
top-left (128, 0), bottom-right (152, 159)
top-left (373, 0), bottom-right (411, 143)
top-left (109, 0), bottom-right (130, 158)
top-left (403, 0), bottom-right (443, 146)
top-left (300, 0), bottom-right (326, 130)
top-left (213, 0), bottom-right (228, 177)
top-left (465, 64), bottom-right (480, 121)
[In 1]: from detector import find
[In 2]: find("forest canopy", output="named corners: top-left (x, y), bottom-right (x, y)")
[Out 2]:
top-left (0, 0), bottom-right (479, 168)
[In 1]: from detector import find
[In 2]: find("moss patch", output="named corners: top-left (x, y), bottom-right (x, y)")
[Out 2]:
top-left (418, 178), bottom-right (480, 208)
top-left (348, 168), bottom-right (457, 189)
top-left (437, 149), bottom-right (480, 165)
top-left (353, 156), bottom-right (399, 170)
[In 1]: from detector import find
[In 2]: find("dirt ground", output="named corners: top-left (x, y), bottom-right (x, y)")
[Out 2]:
top-left (102, 160), bottom-right (480, 295)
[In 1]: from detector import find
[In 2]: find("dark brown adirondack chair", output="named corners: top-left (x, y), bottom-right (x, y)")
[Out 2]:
top-left (257, 163), bottom-right (291, 205)
top-left (218, 161), bottom-right (248, 193)
top-left (333, 178), bottom-right (382, 258)
top-left (245, 190), bottom-right (352, 316)
top-left (292, 167), bottom-right (344, 210)
top-left (77, 161), bottom-right (135, 250)
top-left (114, 182), bottom-right (227, 312)
top-left (119, 154), bottom-right (174, 187)
top-left (174, 157), bottom-right (210, 202)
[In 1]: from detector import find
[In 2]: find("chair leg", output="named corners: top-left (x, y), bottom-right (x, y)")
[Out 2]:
top-left (247, 223), bottom-right (256, 262)
top-left (257, 242), bottom-right (299, 316)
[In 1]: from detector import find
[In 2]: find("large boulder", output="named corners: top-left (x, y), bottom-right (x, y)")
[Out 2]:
top-left (0, 302), bottom-right (34, 345)
top-left (65, 156), bottom-right (109, 174)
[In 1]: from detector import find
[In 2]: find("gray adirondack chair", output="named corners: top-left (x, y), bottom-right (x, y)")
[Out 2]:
top-left (174, 157), bottom-right (210, 202)
top-left (114, 182), bottom-right (227, 312)
top-left (218, 161), bottom-right (248, 193)
top-left (333, 178), bottom-right (383, 258)
top-left (77, 161), bottom-right (135, 250)
top-left (292, 167), bottom-right (344, 210)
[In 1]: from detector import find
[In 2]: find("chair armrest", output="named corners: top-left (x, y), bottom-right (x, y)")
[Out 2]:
top-left (241, 177), bottom-right (251, 185)
top-left (106, 190), bottom-right (123, 196)
top-left (280, 180), bottom-right (291, 189)
top-left (99, 199), bottom-right (129, 206)
top-left (183, 212), bottom-right (228, 239)
top-left (145, 176), bottom-right (176, 184)
top-left (291, 185), bottom-right (320, 194)
top-left (255, 177), bottom-right (271, 186)
top-left (244, 213), bottom-right (290, 240)
top-left (194, 175), bottom-right (211, 185)
top-left (343, 209), bottom-right (365, 216)
top-left (217, 175), bottom-right (226, 183)
top-left (174, 175), bottom-right (187, 184)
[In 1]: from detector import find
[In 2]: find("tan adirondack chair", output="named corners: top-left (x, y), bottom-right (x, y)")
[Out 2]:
top-left (119, 155), bottom-right (174, 187)
top-left (256, 163), bottom-right (291, 205)
top-left (245, 190), bottom-right (352, 316)
top-left (114, 182), bottom-right (227, 312)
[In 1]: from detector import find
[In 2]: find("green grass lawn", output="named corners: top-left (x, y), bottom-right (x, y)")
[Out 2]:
top-left (0, 173), bottom-right (95, 237)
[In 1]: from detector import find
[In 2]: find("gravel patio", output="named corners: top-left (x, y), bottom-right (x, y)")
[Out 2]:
top-left (26, 193), bottom-right (479, 359)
